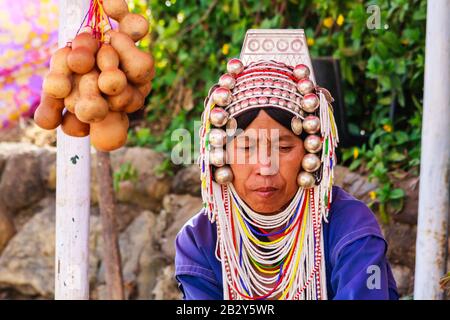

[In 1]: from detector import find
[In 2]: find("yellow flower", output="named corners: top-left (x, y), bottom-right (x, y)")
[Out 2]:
top-left (336, 14), bottom-right (345, 26)
top-left (383, 124), bottom-right (393, 133)
top-left (323, 17), bottom-right (334, 28)
top-left (222, 43), bottom-right (230, 55)
top-left (307, 37), bottom-right (315, 46)
top-left (369, 191), bottom-right (377, 200)
top-left (353, 147), bottom-right (359, 159)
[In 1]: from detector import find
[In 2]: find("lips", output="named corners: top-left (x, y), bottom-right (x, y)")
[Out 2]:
top-left (254, 186), bottom-right (278, 198)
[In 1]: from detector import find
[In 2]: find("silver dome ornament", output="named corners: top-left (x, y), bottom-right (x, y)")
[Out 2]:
top-left (304, 135), bottom-right (322, 153)
top-left (291, 117), bottom-right (303, 135)
top-left (227, 58), bottom-right (244, 76)
top-left (258, 96), bottom-right (268, 104)
top-left (293, 64), bottom-right (311, 80)
top-left (301, 93), bottom-right (320, 113)
top-left (209, 147), bottom-right (226, 167)
top-left (209, 128), bottom-right (227, 147)
top-left (297, 78), bottom-right (315, 95)
top-left (226, 117), bottom-right (237, 136)
top-left (249, 97), bottom-right (258, 105)
top-left (302, 153), bottom-right (321, 172)
top-left (218, 74), bottom-right (236, 90)
top-left (297, 171), bottom-right (316, 188)
top-left (214, 166), bottom-right (234, 184)
top-left (303, 115), bottom-right (321, 134)
top-left (209, 107), bottom-right (229, 127)
top-left (212, 87), bottom-right (232, 107)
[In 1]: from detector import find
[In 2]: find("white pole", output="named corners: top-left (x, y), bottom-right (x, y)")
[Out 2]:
top-left (55, 0), bottom-right (91, 300)
top-left (414, 0), bottom-right (450, 300)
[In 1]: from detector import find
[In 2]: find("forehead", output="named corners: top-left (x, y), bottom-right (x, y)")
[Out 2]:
top-left (236, 110), bottom-right (298, 141)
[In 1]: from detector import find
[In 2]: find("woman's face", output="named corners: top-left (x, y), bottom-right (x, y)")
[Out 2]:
top-left (226, 110), bottom-right (305, 214)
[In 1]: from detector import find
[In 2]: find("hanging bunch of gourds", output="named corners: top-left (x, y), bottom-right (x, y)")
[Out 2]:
top-left (34, 0), bottom-right (154, 151)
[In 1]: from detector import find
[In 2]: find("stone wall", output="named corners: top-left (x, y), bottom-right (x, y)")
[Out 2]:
top-left (0, 141), bottom-right (446, 299)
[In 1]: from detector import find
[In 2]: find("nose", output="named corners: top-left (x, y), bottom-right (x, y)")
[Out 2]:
top-left (257, 142), bottom-right (279, 176)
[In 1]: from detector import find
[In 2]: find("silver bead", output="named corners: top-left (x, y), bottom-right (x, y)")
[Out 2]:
top-left (297, 171), bottom-right (315, 188)
top-left (301, 93), bottom-right (320, 113)
top-left (210, 147), bottom-right (226, 167)
top-left (237, 92), bottom-right (245, 100)
top-left (258, 96), bottom-right (268, 104)
top-left (254, 79), bottom-right (264, 86)
top-left (209, 128), bottom-right (227, 147)
top-left (302, 153), bottom-right (321, 172)
top-left (244, 90), bottom-right (253, 97)
top-left (253, 87), bottom-right (262, 96)
top-left (291, 117), bottom-right (303, 135)
top-left (263, 87), bottom-right (272, 95)
top-left (274, 81), bottom-right (283, 88)
top-left (269, 97), bottom-right (279, 105)
top-left (218, 74), bottom-right (236, 89)
top-left (213, 87), bottom-right (232, 107)
top-left (264, 79), bottom-right (273, 86)
top-left (227, 58), bottom-right (244, 75)
top-left (297, 78), bottom-right (315, 95)
top-left (273, 89), bottom-right (282, 96)
top-left (281, 90), bottom-right (289, 98)
top-left (249, 98), bottom-right (258, 105)
top-left (209, 107), bottom-right (229, 127)
top-left (303, 115), bottom-right (321, 134)
top-left (241, 99), bottom-right (249, 108)
top-left (278, 99), bottom-right (287, 107)
top-left (214, 166), bottom-right (234, 184)
top-left (304, 135), bottom-right (322, 153)
top-left (293, 64), bottom-right (311, 80)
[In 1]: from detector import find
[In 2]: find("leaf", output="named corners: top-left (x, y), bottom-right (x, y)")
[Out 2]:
top-left (389, 188), bottom-right (405, 200)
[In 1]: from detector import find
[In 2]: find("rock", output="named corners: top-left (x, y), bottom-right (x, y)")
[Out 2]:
top-left (334, 165), bottom-right (377, 203)
top-left (160, 194), bottom-right (203, 260)
top-left (382, 222), bottom-right (416, 270)
top-left (109, 147), bottom-right (172, 210)
top-left (391, 264), bottom-right (413, 296)
top-left (171, 165), bottom-right (201, 196)
top-left (38, 147), bottom-right (56, 191)
top-left (0, 198), bottom-right (102, 298)
top-left (0, 203), bottom-right (16, 254)
top-left (96, 210), bottom-right (166, 300)
top-left (152, 265), bottom-right (182, 300)
top-left (0, 144), bottom-right (46, 211)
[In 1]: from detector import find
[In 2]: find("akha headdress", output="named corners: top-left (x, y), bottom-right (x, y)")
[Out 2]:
top-left (198, 30), bottom-right (339, 300)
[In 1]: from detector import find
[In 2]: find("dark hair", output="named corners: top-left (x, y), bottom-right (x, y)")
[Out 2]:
top-left (234, 107), bottom-right (307, 140)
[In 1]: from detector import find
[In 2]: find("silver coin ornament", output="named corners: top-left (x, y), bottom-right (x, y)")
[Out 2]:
top-left (303, 115), bottom-right (321, 134)
top-left (209, 107), bottom-right (229, 127)
top-left (297, 171), bottom-right (316, 188)
top-left (301, 93), bottom-right (320, 113)
top-left (293, 64), bottom-right (310, 80)
top-left (291, 117), bottom-right (303, 135)
top-left (302, 153), bottom-right (321, 172)
top-left (209, 128), bottom-right (227, 147)
top-left (226, 117), bottom-right (238, 136)
top-left (297, 78), bottom-right (315, 95)
top-left (214, 166), bottom-right (234, 184)
top-left (213, 87), bottom-right (232, 107)
top-left (210, 147), bottom-right (226, 167)
top-left (218, 74), bottom-right (236, 90)
top-left (227, 58), bottom-right (244, 76)
top-left (304, 135), bottom-right (322, 153)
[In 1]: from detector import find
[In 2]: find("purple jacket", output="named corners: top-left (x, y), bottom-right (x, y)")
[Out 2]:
top-left (175, 186), bottom-right (399, 300)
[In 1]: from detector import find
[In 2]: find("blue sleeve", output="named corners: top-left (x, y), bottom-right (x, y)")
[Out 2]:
top-left (176, 275), bottom-right (222, 300)
top-left (330, 235), bottom-right (399, 300)
top-left (174, 213), bottom-right (223, 300)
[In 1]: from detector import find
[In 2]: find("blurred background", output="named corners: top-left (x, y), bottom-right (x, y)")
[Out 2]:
top-left (1, 0), bottom-right (446, 300)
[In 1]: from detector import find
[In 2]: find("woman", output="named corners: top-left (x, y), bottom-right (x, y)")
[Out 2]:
top-left (174, 59), bottom-right (398, 300)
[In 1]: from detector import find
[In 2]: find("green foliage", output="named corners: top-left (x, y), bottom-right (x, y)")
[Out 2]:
top-left (130, 0), bottom-right (426, 215)
top-left (113, 162), bottom-right (138, 192)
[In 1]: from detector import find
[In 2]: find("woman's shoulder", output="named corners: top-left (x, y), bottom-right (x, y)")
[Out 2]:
top-left (175, 208), bottom-right (217, 261)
